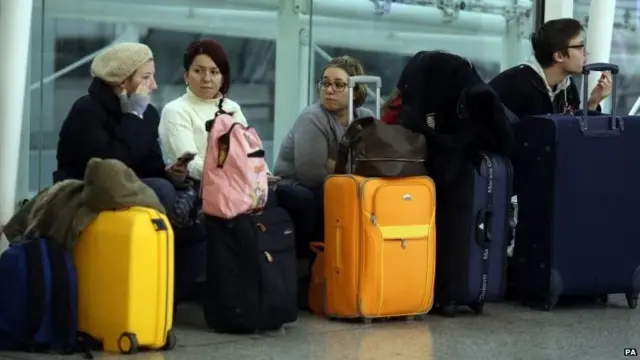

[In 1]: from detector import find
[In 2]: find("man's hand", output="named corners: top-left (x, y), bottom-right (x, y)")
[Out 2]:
top-left (587, 71), bottom-right (613, 110)
top-left (166, 163), bottom-right (188, 185)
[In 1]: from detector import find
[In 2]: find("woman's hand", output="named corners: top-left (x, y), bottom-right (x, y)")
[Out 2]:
top-left (166, 163), bottom-right (188, 185)
top-left (326, 159), bottom-right (336, 173)
top-left (119, 81), bottom-right (151, 117)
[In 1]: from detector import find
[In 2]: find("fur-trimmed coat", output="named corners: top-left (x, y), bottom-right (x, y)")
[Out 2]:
top-left (2, 158), bottom-right (165, 251)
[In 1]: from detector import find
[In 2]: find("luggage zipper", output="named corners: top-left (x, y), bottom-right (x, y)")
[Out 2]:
top-left (151, 212), bottom-right (171, 345)
top-left (357, 158), bottom-right (424, 163)
top-left (363, 183), bottom-right (433, 316)
top-left (356, 178), bottom-right (374, 316)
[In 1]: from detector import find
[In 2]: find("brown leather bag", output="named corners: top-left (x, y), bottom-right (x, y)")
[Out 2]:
top-left (334, 116), bottom-right (427, 177)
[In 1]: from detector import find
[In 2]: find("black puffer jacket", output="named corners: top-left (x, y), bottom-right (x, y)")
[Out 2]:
top-left (56, 78), bottom-right (166, 182)
top-left (396, 51), bottom-right (516, 186)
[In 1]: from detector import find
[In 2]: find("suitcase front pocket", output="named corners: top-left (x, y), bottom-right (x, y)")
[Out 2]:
top-left (358, 181), bottom-right (436, 317)
top-left (360, 224), bottom-right (434, 316)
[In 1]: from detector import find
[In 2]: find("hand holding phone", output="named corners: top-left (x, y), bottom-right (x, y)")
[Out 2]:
top-left (175, 152), bottom-right (196, 167)
top-left (166, 152), bottom-right (196, 172)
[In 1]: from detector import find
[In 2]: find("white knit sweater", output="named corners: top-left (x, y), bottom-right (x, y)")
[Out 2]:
top-left (159, 88), bottom-right (248, 180)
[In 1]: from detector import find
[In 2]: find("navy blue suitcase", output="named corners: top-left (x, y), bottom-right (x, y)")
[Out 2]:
top-left (512, 63), bottom-right (640, 310)
top-left (434, 152), bottom-right (512, 316)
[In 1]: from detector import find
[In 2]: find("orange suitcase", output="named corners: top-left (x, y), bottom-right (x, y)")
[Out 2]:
top-left (323, 175), bottom-right (436, 320)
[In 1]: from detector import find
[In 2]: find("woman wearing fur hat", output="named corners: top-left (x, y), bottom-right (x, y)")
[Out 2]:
top-left (55, 42), bottom-right (187, 209)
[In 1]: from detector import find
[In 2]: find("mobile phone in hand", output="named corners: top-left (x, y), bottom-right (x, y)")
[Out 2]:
top-left (175, 152), bottom-right (196, 167)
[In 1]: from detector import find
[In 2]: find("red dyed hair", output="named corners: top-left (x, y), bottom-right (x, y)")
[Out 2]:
top-left (183, 39), bottom-right (231, 94)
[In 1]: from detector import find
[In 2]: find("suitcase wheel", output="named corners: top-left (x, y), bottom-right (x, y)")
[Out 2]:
top-left (626, 294), bottom-right (638, 309)
top-left (440, 304), bottom-right (457, 318)
top-left (542, 298), bottom-right (558, 312)
top-left (117, 332), bottom-right (139, 354)
top-left (361, 317), bottom-right (372, 324)
top-left (163, 329), bottom-right (178, 351)
top-left (406, 315), bottom-right (424, 321)
top-left (469, 302), bottom-right (484, 315)
top-left (597, 295), bottom-right (608, 304)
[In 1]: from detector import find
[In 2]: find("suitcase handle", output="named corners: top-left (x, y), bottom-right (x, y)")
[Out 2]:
top-left (582, 63), bottom-right (620, 75)
top-left (579, 62), bottom-right (622, 136)
top-left (346, 75), bottom-right (382, 173)
top-left (476, 207), bottom-right (493, 246)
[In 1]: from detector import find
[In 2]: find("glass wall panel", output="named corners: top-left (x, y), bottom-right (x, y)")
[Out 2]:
top-left (307, 0), bottom-right (536, 114)
top-left (25, 0), bottom-right (299, 196)
top-left (573, 0), bottom-right (639, 115)
top-left (24, 0), bottom-right (538, 197)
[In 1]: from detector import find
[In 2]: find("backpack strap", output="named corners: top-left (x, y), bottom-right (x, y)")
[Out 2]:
top-left (215, 97), bottom-right (229, 118)
top-left (335, 117), bottom-right (376, 174)
top-left (43, 240), bottom-right (75, 353)
top-left (23, 240), bottom-right (46, 351)
top-left (205, 97), bottom-right (231, 133)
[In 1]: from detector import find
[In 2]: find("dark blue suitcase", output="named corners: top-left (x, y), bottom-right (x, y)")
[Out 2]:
top-left (512, 63), bottom-right (640, 310)
top-left (435, 152), bottom-right (513, 316)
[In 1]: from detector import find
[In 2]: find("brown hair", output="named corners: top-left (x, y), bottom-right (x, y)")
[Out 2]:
top-left (322, 55), bottom-right (367, 108)
top-left (183, 39), bottom-right (231, 94)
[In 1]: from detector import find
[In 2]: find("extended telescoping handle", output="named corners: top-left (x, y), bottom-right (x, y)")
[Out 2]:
top-left (580, 63), bottom-right (621, 134)
top-left (345, 75), bottom-right (382, 174)
top-left (347, 75), bottom-right (382, 123)
top-left (581, 63), bottom-right (619, 118)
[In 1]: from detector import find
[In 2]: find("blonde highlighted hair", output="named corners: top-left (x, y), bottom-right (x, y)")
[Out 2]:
top-left (322, 55), bottom-right (368, 108)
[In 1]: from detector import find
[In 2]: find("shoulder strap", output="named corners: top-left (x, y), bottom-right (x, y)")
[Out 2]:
top-left (205, 97), bottom-right (231, 132)
top-left (44, 240), bottom-right (76, 353)
top-left (334, 117), bottom-right (376, 174)
top-left (23, 240), bottom-right (46, 350)
top-left (215, 97), bottom-right (229, 117)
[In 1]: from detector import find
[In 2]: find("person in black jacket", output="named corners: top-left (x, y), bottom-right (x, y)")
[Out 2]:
top-left (489, 18), bottom-right (612, 118)
top-left (56, 42), bottom-right (187, 209)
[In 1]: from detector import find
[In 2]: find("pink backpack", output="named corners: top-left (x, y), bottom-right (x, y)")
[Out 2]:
top-left (201, 112), bottom-right (269, 219)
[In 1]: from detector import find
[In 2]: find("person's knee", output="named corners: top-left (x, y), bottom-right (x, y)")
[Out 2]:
top-left (278, 184), bottom-right (315, 205)
top-left (277, 184), bottom-right (318, 233)
top-left (142, 177), bottom-right (177, 209)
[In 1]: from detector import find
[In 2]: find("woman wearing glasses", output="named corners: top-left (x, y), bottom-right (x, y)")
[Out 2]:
top-left (274, 55), bottom-right (373, 188)
top-left (273, 56), bottom-right (374, 242)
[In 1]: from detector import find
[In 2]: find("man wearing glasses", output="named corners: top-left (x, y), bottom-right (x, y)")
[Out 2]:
top-left (489, 18), bottom-right (612, 118)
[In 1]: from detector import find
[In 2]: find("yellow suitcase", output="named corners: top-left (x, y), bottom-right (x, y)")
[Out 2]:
top-left (323, 175), bottom-right (436, 320)
top-left (74, 206), bottom-right (176, 354)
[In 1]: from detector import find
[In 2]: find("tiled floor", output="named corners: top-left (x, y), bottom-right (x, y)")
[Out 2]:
top-left (1, 295), bottom-right (637, 360)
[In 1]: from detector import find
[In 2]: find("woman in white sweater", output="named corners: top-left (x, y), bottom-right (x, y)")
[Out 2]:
top-left (159, 39), bottom-right (247, 181)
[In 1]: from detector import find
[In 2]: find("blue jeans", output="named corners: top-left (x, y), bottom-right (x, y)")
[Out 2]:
top-left (141, 177), bottom-right (176, 211)
top-left (276, 184), bottom-right (321, 258)
top-left (142, 177), bottom-right (205, 303)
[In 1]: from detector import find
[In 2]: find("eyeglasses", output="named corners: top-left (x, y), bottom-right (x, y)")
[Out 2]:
top-left (317, 80), bottom-right (347, 92)
top-left (568, 43), bottom-right (585, 51)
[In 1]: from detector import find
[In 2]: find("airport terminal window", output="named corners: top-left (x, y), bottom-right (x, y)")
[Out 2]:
top-left (571, 0), bottom-right (639, 115)
top-left (308, 0), bottom-right (534, 116)
top-left (23, 0), bottom-right (536, 198)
